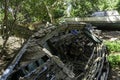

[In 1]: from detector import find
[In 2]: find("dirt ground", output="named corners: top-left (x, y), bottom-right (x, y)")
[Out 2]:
top-left (101, 31), bottom-right (120, 40)
top-left (0, 36), bottom-right (25, 75)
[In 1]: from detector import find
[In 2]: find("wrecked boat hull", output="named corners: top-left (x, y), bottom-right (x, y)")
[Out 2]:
top-left (0, 22), bottom-right (110, 80)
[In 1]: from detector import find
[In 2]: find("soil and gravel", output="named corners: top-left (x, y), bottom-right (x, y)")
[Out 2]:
top-left (0, 37), bottom-right (25, 75)
top-left (101, 31), bottom-right (120, 40)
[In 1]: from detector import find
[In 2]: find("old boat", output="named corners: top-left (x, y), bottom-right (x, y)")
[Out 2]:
top-left (0, 22), bottom-right (109, 80)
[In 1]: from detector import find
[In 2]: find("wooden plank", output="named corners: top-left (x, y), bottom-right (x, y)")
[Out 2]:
top-left (65, 16), bottom-right (120, 23)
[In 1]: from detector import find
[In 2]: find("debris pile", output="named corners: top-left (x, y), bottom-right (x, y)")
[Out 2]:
top-left (0, 22), bottom-right (109, 80)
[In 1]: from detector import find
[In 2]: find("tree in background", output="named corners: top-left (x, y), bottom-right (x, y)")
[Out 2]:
top-left (0, 0), bottom-right (120, 57)
top-left (0, 0), bottom-right (10, 57)
top-left (0, 0), bottom-right (24, 57)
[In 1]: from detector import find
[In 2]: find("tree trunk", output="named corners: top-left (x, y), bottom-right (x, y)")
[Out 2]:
top-left (0, 0), bottom-right (9, 57)
top-left (43, 2), bottom-right (54, 23)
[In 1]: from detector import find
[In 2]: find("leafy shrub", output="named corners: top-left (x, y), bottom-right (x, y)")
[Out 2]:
top-left (108, 54), bottom-right (120, 67)
top-left (104, 41), bottom-right (120, 52)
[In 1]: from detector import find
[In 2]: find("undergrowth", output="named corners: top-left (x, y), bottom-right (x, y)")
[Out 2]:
top-left (104, 41), bottom-right (120, 52)
top-left (104, 40), bottom-right (120, 67)
top-left (108, 54), bottom-right (120, 67)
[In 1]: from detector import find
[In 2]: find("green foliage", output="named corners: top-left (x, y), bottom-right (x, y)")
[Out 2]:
top-left (105, 40), bottom-right (120, 67)
top-left (1, 0), bottom-right (120, 24)
top-left (0, 0), bottom-right (120, 39)
top-left (104, 41), bottom-right (120, 52)
top-left (108, 54), bottom-right (120, 67)
top-left (98, 0), bottom-right (119, 10)
top-left (116, 0), bottom-right (120, 13)
top-left (67, 0), bottom-right (120, 17)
